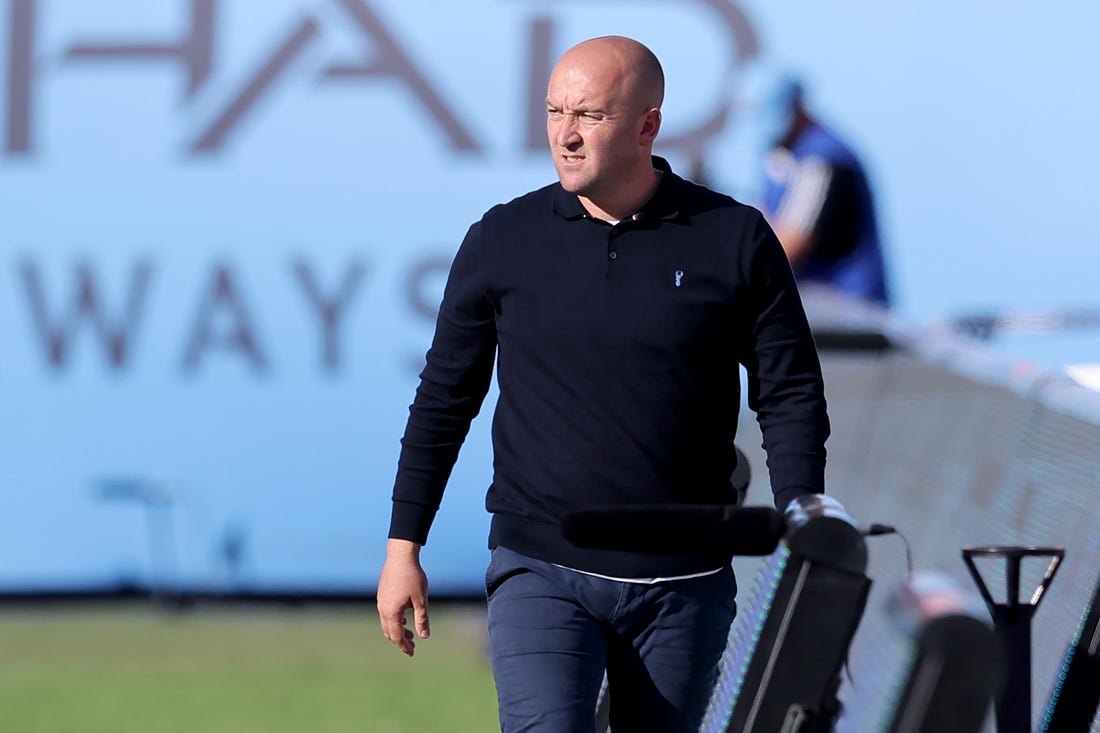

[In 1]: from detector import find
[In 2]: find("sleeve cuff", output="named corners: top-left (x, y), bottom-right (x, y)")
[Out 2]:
top-left (774, 487), bottom-right (814, 515)
top-left (387, 500), bottom-right (439, 545)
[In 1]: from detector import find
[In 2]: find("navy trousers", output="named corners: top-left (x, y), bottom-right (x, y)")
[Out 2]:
top-left (485, 547), bottom-right (737, 733)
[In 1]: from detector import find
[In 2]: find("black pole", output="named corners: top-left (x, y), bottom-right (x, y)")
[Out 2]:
top-left (962, 546), bottom-right (1064, 733)
top-left (989, 603), bottom-right (1036, 733)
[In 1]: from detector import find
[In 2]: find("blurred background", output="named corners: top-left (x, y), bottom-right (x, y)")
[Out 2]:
top-left (2, 1), bottom-right (1099, 731)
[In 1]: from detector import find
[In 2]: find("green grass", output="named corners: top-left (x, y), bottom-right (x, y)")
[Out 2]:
top-left (0, 604), bottom-right (499, 733)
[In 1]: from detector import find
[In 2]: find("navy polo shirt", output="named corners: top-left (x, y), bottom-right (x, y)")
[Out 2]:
top-left (390, 157), bottom-right (829, 577)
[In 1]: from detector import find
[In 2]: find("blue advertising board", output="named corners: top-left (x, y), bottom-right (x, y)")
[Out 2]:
top-left (2, 0), bottom-right (1098, 593)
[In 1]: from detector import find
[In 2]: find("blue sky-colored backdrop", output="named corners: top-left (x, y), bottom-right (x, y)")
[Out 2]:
top-left (1, 0), bottom-right (1098, 592)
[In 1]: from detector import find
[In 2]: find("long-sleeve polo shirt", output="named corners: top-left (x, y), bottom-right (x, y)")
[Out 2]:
top-left (389, 157), bottom-right (830, 578)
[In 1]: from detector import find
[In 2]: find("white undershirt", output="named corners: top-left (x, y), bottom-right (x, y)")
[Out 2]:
top-left (553, 563), bottom-right (725, 585)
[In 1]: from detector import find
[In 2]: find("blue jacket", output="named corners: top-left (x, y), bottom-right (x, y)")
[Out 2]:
top-left (763, 122), bottom-right (890, 305)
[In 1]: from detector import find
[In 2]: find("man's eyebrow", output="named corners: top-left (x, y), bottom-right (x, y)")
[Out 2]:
top-left (544, 101), bottom-right (606, 114)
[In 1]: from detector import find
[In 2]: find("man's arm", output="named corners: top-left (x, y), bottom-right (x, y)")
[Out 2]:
top-left (772, 224), bottom-right (815, 267)
top-left (377, 221), bottom-right (497, 655)
top-left (771, 156), bottom-right (861, 269)
top-left (770, 156), bottom-right (832, 267)
top-left (740, 212), bottom-right (830, 511)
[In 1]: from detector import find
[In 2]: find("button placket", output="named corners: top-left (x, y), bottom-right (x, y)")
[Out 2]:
top-left (607, 225), bottom-right (625, 268)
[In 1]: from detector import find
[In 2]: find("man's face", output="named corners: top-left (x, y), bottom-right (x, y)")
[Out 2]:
top-left (545, 57), bottom-right (647, 201)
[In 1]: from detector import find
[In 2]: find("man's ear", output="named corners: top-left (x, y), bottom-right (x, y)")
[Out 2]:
top-left (640, 108), bottom-right (662, 144)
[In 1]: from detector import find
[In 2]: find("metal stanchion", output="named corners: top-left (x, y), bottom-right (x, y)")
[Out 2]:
top-left (962, 545), bottom-right (1064, 733)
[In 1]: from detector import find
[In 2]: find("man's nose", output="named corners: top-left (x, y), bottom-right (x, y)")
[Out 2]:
top-left (556, 116), bottom-right (581, 147)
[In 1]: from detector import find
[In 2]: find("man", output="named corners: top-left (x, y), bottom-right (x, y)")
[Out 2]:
top-left (377, 36), bottom-right (829, 732)
top-left (751, 72), bottom-right (890, 306)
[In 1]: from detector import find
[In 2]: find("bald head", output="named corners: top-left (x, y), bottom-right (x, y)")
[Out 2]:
top-left (545, 36), bottom-right (665, 221)
top-left (555, 36), bottom-right (665, 112)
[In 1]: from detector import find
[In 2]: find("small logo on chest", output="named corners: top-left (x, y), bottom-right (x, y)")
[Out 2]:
top-left (674, 269), bottom-right (684, 287)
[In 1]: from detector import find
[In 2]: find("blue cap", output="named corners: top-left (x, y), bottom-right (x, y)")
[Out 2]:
top-left (729, 62), bottom-right (803, 146)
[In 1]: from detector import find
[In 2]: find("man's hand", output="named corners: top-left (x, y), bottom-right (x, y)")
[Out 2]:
top-left (376, 539), bottom-right (430, 657)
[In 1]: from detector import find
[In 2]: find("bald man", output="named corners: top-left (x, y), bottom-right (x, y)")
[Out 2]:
top-left (378, 36), bottom-right (829, 732)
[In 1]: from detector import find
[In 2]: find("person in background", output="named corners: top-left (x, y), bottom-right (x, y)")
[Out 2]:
top-left (376, 36), bottom-right (830, 732)
top-left (746, 71), bottom-right (890, 306)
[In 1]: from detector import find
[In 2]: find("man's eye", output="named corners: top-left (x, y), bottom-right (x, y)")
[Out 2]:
top-left (547, 109), bottom-right (562, 119)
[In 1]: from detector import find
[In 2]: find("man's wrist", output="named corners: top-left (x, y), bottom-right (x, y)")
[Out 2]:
top-left (386, 538), bottom-right (423, 560)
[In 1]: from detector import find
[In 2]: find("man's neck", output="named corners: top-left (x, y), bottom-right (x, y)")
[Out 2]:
top-left (778, 111), bottom-right (812, 150)
top-left (578, 165), bottom-right (662, 222)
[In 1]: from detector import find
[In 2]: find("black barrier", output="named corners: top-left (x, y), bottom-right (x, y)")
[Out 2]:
top-left (1039, 573), bottom-right (1100, 732)
top-left (699, 495), bottom-right (871, 733)
top-left (963, 545), bottom-right (1064, 733)
top-left (879, 572), bottom-right (1003, 733)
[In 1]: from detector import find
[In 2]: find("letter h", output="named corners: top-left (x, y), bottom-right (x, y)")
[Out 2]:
top-left (5, 0), bottom-right (215, 153)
